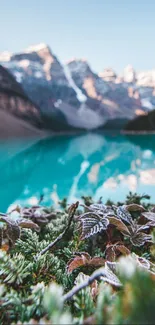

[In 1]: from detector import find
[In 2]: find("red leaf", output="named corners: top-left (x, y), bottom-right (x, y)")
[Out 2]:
top-left (105, 245), bottom-right (116, 262)
top-left (105, 244), bottom-right (130, 261)
top-left (67, 253), bottom-right (105, 273)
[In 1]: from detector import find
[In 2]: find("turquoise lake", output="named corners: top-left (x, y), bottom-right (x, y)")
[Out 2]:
top-left (0, 133), bottom-right (155, 212)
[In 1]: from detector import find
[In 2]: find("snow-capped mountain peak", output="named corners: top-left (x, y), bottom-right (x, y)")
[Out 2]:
top-left (0, 51), bottom-right (12, 62)
top-left (123, 64), bottom-right (136, 83)
top-left (0, 42), bottom-right (155, 133)
top-left (67, 59), bottom-right (93, 75)
top-left (99, 68), bottom-right (117, 81)
top-left (0, 43), bottom-right (69, 85)
top-left (25, 43), bottom-right (50, 53)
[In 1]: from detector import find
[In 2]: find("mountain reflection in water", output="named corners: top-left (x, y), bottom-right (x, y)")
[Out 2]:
top-left (0, 133), bottom-right (155, 212)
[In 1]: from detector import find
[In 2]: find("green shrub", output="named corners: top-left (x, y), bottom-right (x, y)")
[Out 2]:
top-left (0, 193), bottom-right (154, 324)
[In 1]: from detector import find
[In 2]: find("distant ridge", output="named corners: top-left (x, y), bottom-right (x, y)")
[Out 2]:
top-left (0, 43), bottom-right (154, 132)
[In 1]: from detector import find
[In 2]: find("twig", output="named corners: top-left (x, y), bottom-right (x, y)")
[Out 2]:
top-left (35, 201), bottom-right (79, 259)
top-left (62, 268), bottom-right (106, 302)
top-left (38, 194), bottom-right (44, 205)
top-left (63, 264), bottom-right (122, 302)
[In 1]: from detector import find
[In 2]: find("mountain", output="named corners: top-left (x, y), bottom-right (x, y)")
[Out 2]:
top-left (0, 43), bottom-right (154, 131)
top-left (0, 64), bottom-right (45, 137)
top-left (66, 59), bottom-right (143, 121)
top-left (0, 64), bottom-right (82, 134)
top-left (100, 64), bottom-right (155, 110)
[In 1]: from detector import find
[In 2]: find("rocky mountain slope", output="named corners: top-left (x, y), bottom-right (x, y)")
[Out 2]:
top-left (0, 64), bottom-right (45, 137)
top-left (0, 43), bottom-right (155, 131)
top-left (101, 64), bottom-right (155, 110)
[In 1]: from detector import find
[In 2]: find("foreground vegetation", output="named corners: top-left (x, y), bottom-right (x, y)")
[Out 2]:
top-left (0, 192), bottom-right (155, 324)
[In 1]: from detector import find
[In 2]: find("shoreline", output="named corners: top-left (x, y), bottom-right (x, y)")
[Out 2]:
top-left (121, 130), bottom-right (155, 135)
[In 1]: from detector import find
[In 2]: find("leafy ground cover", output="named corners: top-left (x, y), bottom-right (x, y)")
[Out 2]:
top-left (0, 192), bottom-right (155, 324)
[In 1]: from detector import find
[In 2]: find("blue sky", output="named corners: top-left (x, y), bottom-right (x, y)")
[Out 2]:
top-left (0, 0), bottom-right (155, 73)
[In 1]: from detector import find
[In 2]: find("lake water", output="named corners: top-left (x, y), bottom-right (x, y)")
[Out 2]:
top-left (0, 133), bottom-right (155, 212)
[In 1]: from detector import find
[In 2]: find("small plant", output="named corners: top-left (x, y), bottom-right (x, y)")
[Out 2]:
top-left (0, 193), bottom-right (155, 324)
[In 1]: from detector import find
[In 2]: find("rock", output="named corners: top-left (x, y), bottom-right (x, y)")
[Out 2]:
top-left (123, 65), bottom-right (136, 83)
top-left (99, 68), bottom-right (117, 82)
top-left (137, 70), bottom-right (155, 88)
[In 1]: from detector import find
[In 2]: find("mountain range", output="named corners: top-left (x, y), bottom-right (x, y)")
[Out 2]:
top-left (0, 43), bottom-right (155, 135)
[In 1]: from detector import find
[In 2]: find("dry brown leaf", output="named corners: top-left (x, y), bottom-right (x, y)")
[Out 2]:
top-left (116, 245), bottom-right (130, 255)
top-left (130, 232), bottom-right (152, 247)
top-left (105, 244), bottom-right (130, 261)
top-left (126, 204), bottom-right (146, 212)
top-left (6, 224), bottom-right (21, 244)
top-left (142, 212), bottom-right (155, 222)
top-left (90, 279), bottom-right (98, 299)
top-left (105, 246), bottom-right (116, 262)
top-left (67, 253), bottom-right (105, 273)
top-left (89, 257), bottom-right (106, 267)
top-left (108, 216), bottom-right (130, 234)
top-left (17, 219), bottom-right (40, 231)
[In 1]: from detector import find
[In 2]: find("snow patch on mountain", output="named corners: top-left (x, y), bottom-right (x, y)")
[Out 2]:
top-left (99, 68), bottom-right (116, 82)
top-left (63, 64), bottom-right (87, 102)
top-left (54, 99), bottom-right (62, 108)
top-left (137, 70), bottom-right (155, 87)
top-left (123, 65), bottom-right (136, 83)
top-left (1, 59), bottom-right (48, 83)
top-left (141, 98), bottom-right (154, 110)
top-left (18, 60), bottom-right (30, 68)
top-left (0, 51), bottom-right (12, 62)
top-left (25, 43), bottom-right (48, 53)
top-left (14, 72), bottom-right (23, 83)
